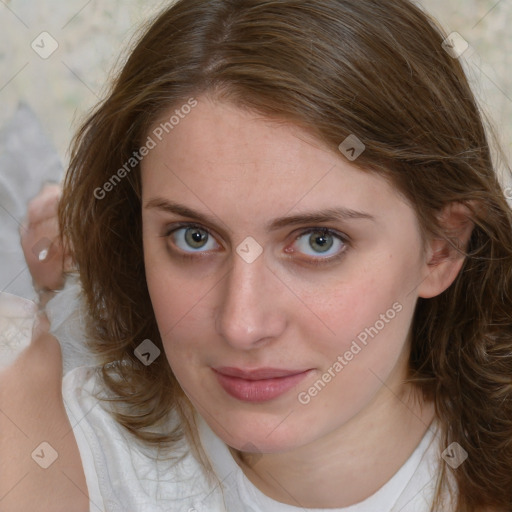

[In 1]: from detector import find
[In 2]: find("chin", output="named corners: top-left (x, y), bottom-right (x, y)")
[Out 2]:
top-left (203, 406), bottom-right (313, 453)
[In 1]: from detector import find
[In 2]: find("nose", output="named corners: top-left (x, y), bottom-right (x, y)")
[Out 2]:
top-left (214, 252), bottom-right (287, 350)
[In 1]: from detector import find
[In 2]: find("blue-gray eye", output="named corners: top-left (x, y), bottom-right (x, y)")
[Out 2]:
top-left (172, 226), bottom-right (219, 252)
top-left (294, 229), bottom-right (345, 258)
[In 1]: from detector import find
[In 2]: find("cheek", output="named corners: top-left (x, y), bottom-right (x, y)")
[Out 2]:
top-left (297, 252), bottom-right (420, 374)
top-left (143, 243), bottom-right (215, 371)
top-left (146, 270), bottom-right (209, 343)
top-left (302, 265), bottom-right (411, 338)
top-left (145, 273), bottom-right (211, 385)
top-left (295, 287), bottom-right (415, 424)
top-left (144, 238), bottom-right (197, 336)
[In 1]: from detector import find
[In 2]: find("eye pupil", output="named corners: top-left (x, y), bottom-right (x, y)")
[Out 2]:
top-left (185, 228), bottom-right (208, 248)
top-left (310, 231), bottom-right (333, 253)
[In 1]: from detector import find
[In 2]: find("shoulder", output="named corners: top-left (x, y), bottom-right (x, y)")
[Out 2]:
top-left (0, 320), bottom-right (89, 512)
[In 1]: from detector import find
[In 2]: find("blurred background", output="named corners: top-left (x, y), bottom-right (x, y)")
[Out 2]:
top-left (0, 0), bottom-right (511, 300)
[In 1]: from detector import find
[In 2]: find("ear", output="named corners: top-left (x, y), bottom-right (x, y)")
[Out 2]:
top-left (417, 201), bottom-right (475, 299)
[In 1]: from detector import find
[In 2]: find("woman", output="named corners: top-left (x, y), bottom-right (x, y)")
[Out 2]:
top-left (2, 0), bottom-right (511, 511)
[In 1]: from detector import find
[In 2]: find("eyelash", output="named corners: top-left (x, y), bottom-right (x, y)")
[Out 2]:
top-left (162, 222), bottom-right (350, 266)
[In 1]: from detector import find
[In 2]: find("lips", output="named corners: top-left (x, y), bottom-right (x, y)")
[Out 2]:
top-left (214, 367), bottom-right (308, 380)
top-left (212, 366), bottom-right (312, 402)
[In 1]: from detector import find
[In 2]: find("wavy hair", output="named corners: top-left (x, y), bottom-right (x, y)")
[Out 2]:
top-left (59, 0), bottom-right (512, 510)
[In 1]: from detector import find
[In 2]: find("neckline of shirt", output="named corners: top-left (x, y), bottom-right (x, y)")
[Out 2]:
top-left (197, 415), bottom-right (441, 512)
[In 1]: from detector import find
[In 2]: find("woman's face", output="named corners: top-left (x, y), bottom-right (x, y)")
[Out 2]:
top-left (141, 96), bottom-right (431, 452)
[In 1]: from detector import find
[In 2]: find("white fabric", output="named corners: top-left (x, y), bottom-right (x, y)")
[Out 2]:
top-left (0, 291), bottom-right (36, 369)
top-left (1, 276), bottom-right (453, 511)
top-left (45, 273), bottom-right (101, 374)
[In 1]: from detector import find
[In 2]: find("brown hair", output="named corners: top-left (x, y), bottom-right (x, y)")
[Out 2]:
top-left (59, 0), bottom-right (512, 510)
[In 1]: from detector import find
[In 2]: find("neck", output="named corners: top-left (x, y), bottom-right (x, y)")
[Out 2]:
top-left (230, 384), bottom-right (436, 509)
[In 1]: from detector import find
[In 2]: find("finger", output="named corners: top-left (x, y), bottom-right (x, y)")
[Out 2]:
top-left (26, 184), bottom-right (62, 221)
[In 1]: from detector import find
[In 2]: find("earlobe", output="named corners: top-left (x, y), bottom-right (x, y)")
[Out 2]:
top-left (417, 202), bottom-right (475, 299)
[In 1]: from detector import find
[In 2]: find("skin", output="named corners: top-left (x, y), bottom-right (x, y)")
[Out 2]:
top-left (0, 313), bottom-right (89, 512)
top-left (141, 95), bottom-right (472, 508)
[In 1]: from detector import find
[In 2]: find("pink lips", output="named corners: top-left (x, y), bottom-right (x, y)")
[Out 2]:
top-left (213, 366), bottom-right (311, 402)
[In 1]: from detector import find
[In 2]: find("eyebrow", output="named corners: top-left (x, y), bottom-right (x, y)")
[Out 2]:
top-left (144, 197), bottom-right (375, 232)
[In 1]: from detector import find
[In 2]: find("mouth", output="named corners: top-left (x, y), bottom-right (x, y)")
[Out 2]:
top-left (212, 366), bottom-right (312, 403)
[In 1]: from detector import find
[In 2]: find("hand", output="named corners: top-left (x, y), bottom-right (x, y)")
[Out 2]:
top-left (19, 183), bottom-right (74, 304)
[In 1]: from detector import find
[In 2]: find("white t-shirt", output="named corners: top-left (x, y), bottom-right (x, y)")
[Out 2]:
top-left (1, 276), bottom-right (454, 512)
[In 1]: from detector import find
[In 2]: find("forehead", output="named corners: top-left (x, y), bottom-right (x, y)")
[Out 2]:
top-left (140, 96), bottom-right (409, 228)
